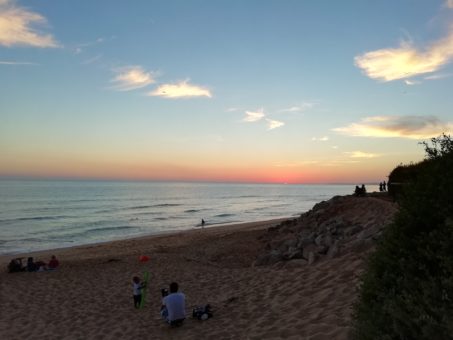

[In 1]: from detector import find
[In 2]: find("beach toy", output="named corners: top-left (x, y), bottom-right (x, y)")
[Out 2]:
top-left (139, 270), bottom-right (150, 309)
top-left (138, 255), bottom-right (150, 308)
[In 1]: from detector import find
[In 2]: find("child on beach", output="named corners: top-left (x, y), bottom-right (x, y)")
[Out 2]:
top-left (132, 276), bottom-right (146, 308)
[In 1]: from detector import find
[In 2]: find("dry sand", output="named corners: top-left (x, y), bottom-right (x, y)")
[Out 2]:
top-left (0, 196), bottom-right (395, 340)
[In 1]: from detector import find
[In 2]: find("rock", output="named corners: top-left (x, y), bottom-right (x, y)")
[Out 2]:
top-left (283, 259), bottom-right (308, 269)
top-left (308, 251), bottom-right (317, 265)
top-left (357, 226), bottom-right (380, 240)
top-left (255, 250), bottom-right (283, 266)
top-left (349, 239), bottom-right (374, 253)
top-left (327, 240), bottom-right (339, 258)
top-left (314, 234), bottom-right (323, 246)
top-left (344, 225), bottom-right (363, 237)
top-left (302, 244), bottom-right (318, 259)
top-left (280, 238), bottom-right (298, 251)
top-left (324, 233), bottom-right (333, 247)
top-left (285, 246), bottom-right (304, 260)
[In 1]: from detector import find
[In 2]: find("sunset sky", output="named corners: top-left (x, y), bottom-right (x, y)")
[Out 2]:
top-left (1, 0), bottom-right (453, 183)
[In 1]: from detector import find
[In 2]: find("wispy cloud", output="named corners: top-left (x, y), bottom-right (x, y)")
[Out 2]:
top-left (446, 0), bottom-right (453, 9)
top-left (110, 66), bottom-right (155, 91)
top-left (266, 118), bottom-right (285, 130)
top-left (273, 160), bottom-right (320, 167)
top-left (311, 136), bottom-right (329, 141)
top-left (73, 36), bottom-right (115, 54)
top-left (243, 109), bottom-right (265, 122)
top-left (279, 103), bottom-right (314, 113)
top-left (333, 115), bottom-right (453, 139)
top-left (148, 80), bottom-right (212, 98)
top-left (425, 72), bottom-right (453, 80)
top-left (0, 0), bottom-right (59, 47)
top-left (82, 54), bottom-right (102, 65)
top-left (225, 107), bottom-right (242, 112)
top-left (404, 79), bottom-right (421, 85)
top-left (355, 27), bottom-right (453, 81)
top-left (0, 60), bottom-right (37, 65)
top-left (344, 151), bottom-right (379, 158)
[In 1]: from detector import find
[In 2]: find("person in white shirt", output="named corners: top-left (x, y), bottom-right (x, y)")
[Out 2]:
top-left (160, 282), bottom-right (186, 326)
top-left (132, 276), bottom-right (145, 308)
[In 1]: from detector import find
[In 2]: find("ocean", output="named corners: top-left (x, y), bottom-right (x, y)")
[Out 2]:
top-left (0, 180), bottom-right (376, 255)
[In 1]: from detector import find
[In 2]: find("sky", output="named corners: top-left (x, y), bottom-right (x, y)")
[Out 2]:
top-left (1, 0), bottom-right (453, 184)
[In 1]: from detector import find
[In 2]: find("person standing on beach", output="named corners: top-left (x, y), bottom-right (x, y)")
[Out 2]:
top-left (132, 276), bottom-right (146, 308)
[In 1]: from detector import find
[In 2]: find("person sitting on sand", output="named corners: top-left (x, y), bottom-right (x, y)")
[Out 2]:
top-left (7, 258), bottom-right (25, 273)
top-left (48, 255), bottom-right (59, 270)
top-left (132, 276), bottom-right (146, 308)
top-left (361, 184), bottom-right (367, 195)
top-left (160, 282), bottom-right (186, 326)
top-left (27, 257), bottom-right (38, 272)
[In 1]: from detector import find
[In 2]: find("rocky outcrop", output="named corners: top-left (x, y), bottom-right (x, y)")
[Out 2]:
top-left (255, 194), bottom-right (397, 266)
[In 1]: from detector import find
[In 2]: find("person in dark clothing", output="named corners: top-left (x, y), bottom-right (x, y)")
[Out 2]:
top-left (27, 257), bottom-right (38, 272)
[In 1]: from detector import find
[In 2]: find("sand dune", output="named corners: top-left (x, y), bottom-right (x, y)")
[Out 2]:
top-left (0, 194), bottom-right (396, 339)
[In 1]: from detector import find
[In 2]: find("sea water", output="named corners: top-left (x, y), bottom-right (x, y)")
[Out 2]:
top-left (0, 180), bottom-right (377, 255)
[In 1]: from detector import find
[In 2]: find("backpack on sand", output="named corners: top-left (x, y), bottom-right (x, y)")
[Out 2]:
top-left (192, 304), bottom-right (213, 320)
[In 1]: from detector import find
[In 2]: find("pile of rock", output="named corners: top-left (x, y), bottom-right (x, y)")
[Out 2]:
top-left (254, 195), bottom-right (397, 266)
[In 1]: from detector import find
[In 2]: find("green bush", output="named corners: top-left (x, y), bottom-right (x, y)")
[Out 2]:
top-left (352, 134), bottom-right (453, 340)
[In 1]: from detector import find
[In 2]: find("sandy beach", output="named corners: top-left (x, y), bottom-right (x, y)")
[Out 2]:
top-left (0, 194), bottom-right (397, 340)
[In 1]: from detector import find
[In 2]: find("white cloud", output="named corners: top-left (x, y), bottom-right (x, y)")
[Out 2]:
top-left (0, 60), bottom-right (36, 65)
top-left (225, 107), bottom-right (241, 112)
top-left (279, 103), bottom-right (314, 113)
top-left (404, 79), bottom-right (421, 85)
top-left (333, 115), bottom-right (453, 139)
top-left (243, 109), bottom-right (265, 122)
top-left (311, 136), bottom-right (329, 141)
top-left (355, 28), bottom-right (453, 81)
top-left (148, 80), bottom-right (212, 98)
top-left (266, 118), bottom-right (285, 130)
top-left (344, 151), bottom-right (379, 159)
top-left (0, 0), bottom-right (58, 47)
top-left (111, 66), bottom-right (155, 91)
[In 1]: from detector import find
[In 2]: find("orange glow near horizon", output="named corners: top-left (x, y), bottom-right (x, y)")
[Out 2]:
top-left (0, 155), bottom-right (391, 184)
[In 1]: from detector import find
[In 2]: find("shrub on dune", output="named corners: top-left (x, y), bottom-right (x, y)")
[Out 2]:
top-left (353, 134), bottom-right (453, 339)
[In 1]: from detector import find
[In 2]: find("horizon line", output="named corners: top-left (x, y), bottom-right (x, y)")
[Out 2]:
top-left (0, 175), bottom-right (382, 186)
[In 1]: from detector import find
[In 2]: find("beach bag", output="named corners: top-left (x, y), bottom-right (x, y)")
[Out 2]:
top-left (192, 304), bottom-right (213, 320)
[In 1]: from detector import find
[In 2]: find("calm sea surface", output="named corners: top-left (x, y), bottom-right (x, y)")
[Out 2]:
top-left (0, 180), bottom-right (377, 255)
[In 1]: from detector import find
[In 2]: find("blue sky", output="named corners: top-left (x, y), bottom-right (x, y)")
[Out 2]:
top-left (1, 0), bottom-right (452, 183)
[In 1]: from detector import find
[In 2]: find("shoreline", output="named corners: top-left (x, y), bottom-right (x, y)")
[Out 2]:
top-left (0, 217), bottom-right (291, 263)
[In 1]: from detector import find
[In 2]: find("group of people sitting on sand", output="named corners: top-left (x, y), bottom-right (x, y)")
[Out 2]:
top-left (7, 255), bottom-right (59, 273)
top-left (354, 184), bottom-right (367, 197)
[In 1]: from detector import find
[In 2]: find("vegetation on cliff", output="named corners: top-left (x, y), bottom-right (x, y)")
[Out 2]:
top-left (353, 134), bottom-right (453, 339)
